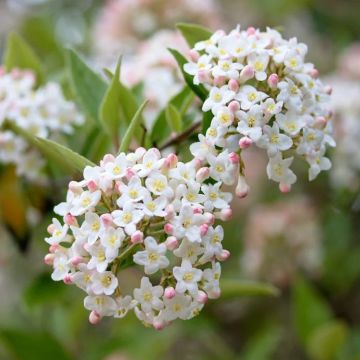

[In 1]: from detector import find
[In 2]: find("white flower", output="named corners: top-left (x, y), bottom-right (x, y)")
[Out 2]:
top-left (173, 259), bottom-right (202, 295)
top-left (112, 202), bottom-right (144, 235)
top-left (266, 153), bottom-right (297, 186)
top-left (201, 225), bottom-right (224, 261)
top-left (71, 266), bottom-right (93, 292)
top-left (236, 104), bottom-right (264, 141)
top-left (277, 79), bottom-right (302, 111)
top-left (202, 262), bottom-right (221, 299)
top-left (190, 134), bottom-right (217, 161)
top-left (201, 182), bottom-right (232, 211)
top-left (133, 237), bottom-right (169, 274)
top-left (104, 153), bottom-right (128, 180)
top-left (133, 277), bottom-right (164, 312)
top-left (100, 227), bottom-right (125, 260)
top-left (207, 152), bottom-right (236, 185)
top-left (213, 106), bottom-right (234, 127)
top-left (137, 193), bottom-right (167, 217)
top-left (257, 123), bottom-right (293, 157)
top-left (114, 296), bottom-right (137, 318)
top-left (262, 98), bottom-right (283, 119)
top-left (87, 243), bottom-right (113, 273)
top-left (174, 239), bottom-right (204, 264)
top-left (236, 85), bottom-right (268, 110)
top-left (276, 112), bottom-right (306, 136)
top-left (161, 294), bottom-right (192, 321)
top-left (116, 176), bottom-right (148, 207)
top-left (247, 51), bottom-right (270, 81)
top-left (145, 172), bottom-right (173, 198)
top-left (134, 149), bottom-right (163, 177)
top-left (176, 181), bottom-right (206, 206)
top-left (81, 212), bottom-right (103, 245)
top-left (51, 253), bottom-right (70, 281)
top-left (91, 271), bottom-right (118, 295)
top-left (202, 86), bottom-right (235, 114)
top-left (70, 190), bottom-right (101, 216)
top-left (84, 295), bottom-right (117, 316)
top-left (45, 218), bottom-right (69, 245)
top-left (212, 59), bottom-right (242, 79)
top-left (184, 54), bottom-right (213, 85)
top-left (169, 161), bottom-right (196, 183)
top-left (306, 149), bottom-right (332, 181)
top-left (296, 128), bottom-right (324, 155)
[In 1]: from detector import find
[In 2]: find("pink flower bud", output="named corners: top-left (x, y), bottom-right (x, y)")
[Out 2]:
top-left (115, 181), bottom-right (121, 193)
top-left (150, 148), bottom-right (161, 158)
top-left (44, 253), bottom-right (54, 265)
top-left (279, 182), bottom-right (291, 193)
top-left (247, 26), bottom-right (256, 35)
top-left (204, 212), bottom-right (215, 225)
top-left (164, 223), bottom-right (173, 235)
top-left (218, 208), bottom-right (233, 221)
top-left (236, 175), bottom-right (249, 198)
top-left (314, 116), bottom-right (327, 129)
top-left (131, 231), bottom-right (144, 244)
top-left (194, 158), bottom-right (203, 169)
top-left (228, 79), bottom-right (239, 92)
top-left (165, 204), bottom-right (175, 220)
top-left (210, 289), bottom-right (221, 299)
top-left (69, 181), bottom-right (82, 194)
top-left (47, 224), bottom-right (55, 235)
top-left (71, 256), bottom-right (84, 266)
top-left (100, 213), bottom-right (113, 227)
top-left (239, 136), bottom-right (253, 149)
top-left (218, 249), bottom-right (231, 261)
top-left (239, 65), bottom-right (255, 82)
top-left (213, 76), bottom-right (226, 86)
top-left (165, 236), bottom-right (179, 250)
top-left (200, 223), bottom-right (209, 236)
top-left (193, 207), bottom-right (202, 214)
top-left (102, 154), bottom-right (115, 164)
top-left (164, 286), bottom-right (176, 299)
top-left (125, 167), bottom-right (136, 180)
top-left (49, 244), bottom-right (59, 253)
top-left (64, 214), bottom-right (77, 226)
top-left (228, 100), bottom-right (240, 113)
top-left (310, 68), bottom-right (319, 78)
top-left (63, 274), bottom-right (73, 284)
top-left (196, 290), bottom-right (208, 304)
top-left (87, 180), bottom-right (98, 191)
top-left (89, 311), bottom-right (102, 325)
top-left (196, 167), bottom-right (210, 182)
top-left (153, 320), bottom-right (166, 331)
top-left (189, 49), bottom-right (200, 62)
top-left (324, 85), bottom-right (332, 95)
top-left (164, 153), bottom-right (178, 169)
top-left (267, 73), bottom-right (279, 88)
top-left (198, 69), bottom-right (210, 83)
top-left (229, 152), bottom-right (239, 164)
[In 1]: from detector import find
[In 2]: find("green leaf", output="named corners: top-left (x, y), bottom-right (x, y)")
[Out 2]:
top-left (165, 103), bottom-right (182, 133)
top-left (4, 32), bottom-right (43, 83)
top-left (119, 100), bottom-right (148, 153)
top-left (293, 277), bottom-right (333, 346)
top-left (307, 320), bottom-right (348, 360)
top-left (176, 22), bottom-right (212, 47)
top-left (0, 329), bottom-right (72, 360)
top-left (202, 110), bottom-right (213, 134)
top-left (66, 49), bottom-right (107, 122)
top-left (23, 272), bottom-right (67, 308)
top-left (99, 57), bottom-right (123, 146)
top-left (220, 279), bottom-right (280, 299)
top-left (7, 122), bottom-right (95, 175)
top-left (168, 48), bottom-right (208, 102)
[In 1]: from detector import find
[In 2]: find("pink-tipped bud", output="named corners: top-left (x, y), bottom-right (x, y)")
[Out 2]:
top-left (196, 290), bottom-right (208, 304)
top-left (196, 167), bottom-right (210, 182)
top-left (164, 153), bottom-right (178, 169)
top-left (71, 256), bottom-right (84, 266)
top-left (213, 76), bottom-right (226, 86)
top-left (153, 320), bottom-right (166, 331)
top-left (239, 136), bottom-right (253, 149)
top-left (47, 224), bottom-right (55, 235)
top-left (228, 100), bottom-right (240, 113)
top-left (324, 85), bottom-right (332, 95)
top-left (87, 180), bottom-right (98, 192)
top-left (198, 69), bottom-right (210, 83)
top-left (200, 223), bottom-right (209, 236)
top-left (247, 26), bottom-right (256, 35)
top-left (218, 249), bottom-right (231, 261)
top-left (44, 253), bottom-right (54, 265)
top-left (63, 274), bottom-right (73, 284)
top-left (236, 175), bottom-right (249, 198)
top-left (165, 204), bottom-right (175, 220)
top-left (164, 223), bottom-right (173, 235)
top-left (310, 68), bottom-right (319, 78)
top-left (102, 154), bottom-right (115, 164)
top-left (100, 213), bottom-right (113, 227)
top-left (164, 286), bottom-right (176, 299)
top-left (193, 207), bottom-right (202, 214)
top-left (189, 49), bottom-right (200, 62)
top-left (131, 230), bottom-right (144, 244)
top-left (126, 168), bottom-right (136, 180)
top-left (240, 65), bottom-right (255, 83)
top-left (64, 214), bottom-right (77, 226)
top-left (165, 236), bottom-right (178, 250)
top-left (115, 181), bottom-right (121, 193)
top-left (204, 212), bottom-right (215, 226)
top-left (69, 181), bottom-right (82, 194)
top-left (89, 311), bottom-right (102, 325)
top-left (267, 73), bottom-right (279, 89)
top-left (194, 158), bottom-right (203, 170)
top-left (228, 79), bottom-right (239, 92)
top-left (49, 244), bottom-right (59, 253)
top-left (210, 289), bottom-right (221, 299)
top-left (279, 182), bottom-right (291, 193)
top-left (229, 152), bottom-right (239, 164)
top-left (218, 208), bottom-right (233, 221)
top-left (314, 116), bottom-right (327, 129)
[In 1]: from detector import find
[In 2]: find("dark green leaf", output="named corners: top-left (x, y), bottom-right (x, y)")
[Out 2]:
top-left (202, 110), bottom-right (213, 134)
top-left (221, 279), bottom-right (280, 299)
top-left (4, 32), bottom-right (43, 83)
top-left (176, 22), bottom-right (212, 47)
top-left (165, 104), bottom-right (182, 133)
top-left (66, 49), bottom-right (107, 122)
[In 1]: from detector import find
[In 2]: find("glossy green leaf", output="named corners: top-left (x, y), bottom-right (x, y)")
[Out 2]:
top-left (202, 110), bottom-right (213, 134)
top-left (4, 32), bottom-right (43, 83)
top-left (176, 22), bottom-right (213, 47)
top-left (99, 57), bottom-right (122, 146)
top-left (165, 103), bottom-right (182, 133)
top-left (0, 329), bottom-right (72, 360)
top-left (66, 49), bottom-right (107, 122)
top-left (168, 48), bottom-right (208, 102)
top-left (119, 100), bottom-right (148, 153)
top-left (220, 279), bottom-right (280, 299)
top-left (293, 277), bottom-right (333, 345)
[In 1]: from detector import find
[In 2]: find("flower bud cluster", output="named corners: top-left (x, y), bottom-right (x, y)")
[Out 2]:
top-left (0, 68), bottom-right (84, 180)
top-left (184, 26), bottom-right (335, 192)
top-left (44, 148), bottom-right (234, 328)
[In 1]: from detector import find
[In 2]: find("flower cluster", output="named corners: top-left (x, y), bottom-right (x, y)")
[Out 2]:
top-left (0, 68), bottom-right (84, 181)
top-left (184, 26), bottom-right (335, 192)
top-left (44, 148), bottom-right (235, 328)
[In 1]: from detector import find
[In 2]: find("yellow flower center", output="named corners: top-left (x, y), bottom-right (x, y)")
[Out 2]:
top-left (153, 180), bottom-right (165, 192)
top-left (247, 92), bottom-right (257, 102)
top-left (122, 212), bottom-right (132, 223)
top-left (91, 222), bottom-right (100, 231)
top-left (209, 192), bottom-right (218, 200)
top-left (143, 292), bottom-right (153, 302)
top-left (129, 190), bottom-right (138, 199)
top-left (183, 272), bottom-right (194, 281)
top-left (101, 275), bottom-right (113, 287)
top-left (113, 165), bottom-right (122, 175)
top-left (213, 93), bottom-right (222, 102)
top-left (254, 61), bottom-right (264, 71)
top-left (146, 202), bottom-right (156, 211)
top-left (270, 134), bottom-right (279, 144)
top-left (148, 252), bottom-right (159, 262)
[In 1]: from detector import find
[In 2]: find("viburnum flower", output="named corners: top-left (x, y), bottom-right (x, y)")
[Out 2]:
top-left (0, 67), bottom-right (84, 181)
top-left (184, 26), bottom-right (335, 192)
top-left (44, 148), bottom-right (233, 329)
